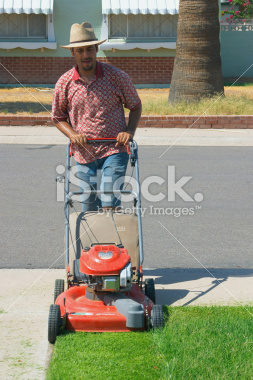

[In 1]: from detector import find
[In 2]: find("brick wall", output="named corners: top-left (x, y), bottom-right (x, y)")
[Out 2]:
top-left (1, 115), bottom-right (252, 128)
top-left (0, 57), bottom-right (174, 85)
top-left (0, 57), bottom-right (75, 85)
top-left (98, 57), bottom-right (174, 84)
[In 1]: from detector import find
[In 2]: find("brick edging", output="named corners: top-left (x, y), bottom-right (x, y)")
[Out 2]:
top-left (0, 115), bottom-right (253, 128)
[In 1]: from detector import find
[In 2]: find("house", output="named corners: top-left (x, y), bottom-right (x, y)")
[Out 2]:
top-left (0, 0), bottom-right (252, 86)
top-left (220, 0), bottom-right (253, 82)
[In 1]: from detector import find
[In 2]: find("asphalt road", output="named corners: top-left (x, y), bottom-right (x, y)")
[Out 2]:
top-left (1, 144), bottom-right (252, 270)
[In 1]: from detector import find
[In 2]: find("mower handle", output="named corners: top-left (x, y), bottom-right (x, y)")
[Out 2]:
top-left (69, 138), bottom-right (133, 155)
top-left (87, 137), bottom-right (133, 142)
top-left (87, 138), bottom-right (118, 143)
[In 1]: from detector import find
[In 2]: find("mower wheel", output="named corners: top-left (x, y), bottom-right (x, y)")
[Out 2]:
top-left (145, 278), bottom-right (156, 304)
top-left (54, 279), bottom-right (64, 303)
top-left (151, 305), bottom-right (164, 330)
top-left (48, 304), bottom-right (61, 344)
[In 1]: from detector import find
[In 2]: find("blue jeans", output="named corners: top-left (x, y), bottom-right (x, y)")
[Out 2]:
top-left (76, 152), bottom-right (129, 212)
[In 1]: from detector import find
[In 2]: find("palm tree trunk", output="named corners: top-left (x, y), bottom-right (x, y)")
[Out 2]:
top-left (169, 0), bottom-right (224, 103)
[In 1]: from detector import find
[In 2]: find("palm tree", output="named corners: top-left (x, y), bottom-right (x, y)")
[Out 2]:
top-left (169, 0), bottom-right (224, 103)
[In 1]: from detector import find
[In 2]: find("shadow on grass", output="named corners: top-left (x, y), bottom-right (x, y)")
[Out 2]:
top-left (0, 102), bottom-right (52, 114)
top-left (162, 305), bottom-right (170, 325)
top-left (144, 268), bottom-right (253, 306)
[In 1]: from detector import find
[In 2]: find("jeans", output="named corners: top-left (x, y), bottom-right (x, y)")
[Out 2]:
top-left (76, 152), bottom-right (129, 212)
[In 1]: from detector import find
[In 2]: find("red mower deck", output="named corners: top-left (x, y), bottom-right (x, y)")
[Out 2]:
top-left (56, 283), bottom-right (153, 332)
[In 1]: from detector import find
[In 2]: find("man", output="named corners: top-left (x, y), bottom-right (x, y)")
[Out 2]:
top-left (52, 22), bottom-right (142, 211)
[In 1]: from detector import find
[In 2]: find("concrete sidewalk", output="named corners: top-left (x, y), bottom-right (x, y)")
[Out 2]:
top-left (0, 126), bottom-right (253, 146)
top-left (0, 268), bottom-right (253, 379)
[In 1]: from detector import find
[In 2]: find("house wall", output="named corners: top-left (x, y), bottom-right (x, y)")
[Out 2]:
top-left (220, 28), bottom-right (253, 80)
top-left (220, 3), bottom-right (253, 81)
top-left (0, 0), bottom-right (176, 85)
top-left (1, 1), bottom-right (252, 85)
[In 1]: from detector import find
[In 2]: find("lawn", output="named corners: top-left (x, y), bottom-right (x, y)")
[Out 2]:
top-left (1, 86), bottom-right (253, 116)
top-left (47, 306), bottom-right (253, 380)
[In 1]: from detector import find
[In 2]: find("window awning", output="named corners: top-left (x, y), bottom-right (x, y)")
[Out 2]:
top-left (0, 0), bottom-right (53, 14)
top-left (102, 0), bottom-right (179, 15)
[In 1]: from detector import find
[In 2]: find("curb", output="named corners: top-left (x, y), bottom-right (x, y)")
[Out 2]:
top-left (44, 344), bottom-right (54, 379)
top-left (1, 115), bottom-right (253, 128)
top-left (1, 126), bottom-right (253, 146)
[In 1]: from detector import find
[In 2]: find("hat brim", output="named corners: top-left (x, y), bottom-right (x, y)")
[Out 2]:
top-left (60, 39), bottom-right (107, 49)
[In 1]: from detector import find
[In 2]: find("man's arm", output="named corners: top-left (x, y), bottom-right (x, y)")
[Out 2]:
top-left (115, 103), bottom-right (142, 147)
top-left (126, 103), bottom-right (142, 136)
top-left (52, 78), bottom-right (87, 147)
top-left (54, 120), bottom-right (87, 147)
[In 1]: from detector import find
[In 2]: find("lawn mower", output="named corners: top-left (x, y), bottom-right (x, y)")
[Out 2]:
top-left (48, 139), bottom-right (164, 344)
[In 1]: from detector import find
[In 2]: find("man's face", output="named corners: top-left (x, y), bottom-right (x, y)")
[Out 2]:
top-left (71, 45), bottom-right (98, 74)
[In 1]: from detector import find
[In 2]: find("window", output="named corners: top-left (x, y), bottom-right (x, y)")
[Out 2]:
top-left (101, 0), bottom-right (179, 50)
top-left (0, 0), bottom-right (56, 50)
top-left (109, 13), bottom-right (178, 40)
top-left (0, 13), bottom-right (47, 39)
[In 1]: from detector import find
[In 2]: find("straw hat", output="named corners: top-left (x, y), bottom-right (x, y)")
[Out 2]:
top-left (61, 22), bottom-right (106, 49)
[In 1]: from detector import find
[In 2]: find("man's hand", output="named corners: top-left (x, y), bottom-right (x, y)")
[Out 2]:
top-left (115, 132), bottom-right (133, 147)
top-left (71, 133), bottom-right (87, 147)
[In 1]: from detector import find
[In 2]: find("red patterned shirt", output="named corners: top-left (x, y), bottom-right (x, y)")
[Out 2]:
top-left (51, 62), bottom-right (141, 163)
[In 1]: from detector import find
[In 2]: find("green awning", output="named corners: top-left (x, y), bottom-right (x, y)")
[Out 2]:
top-left (102, 0), bottom-right (179, 15)
top-left (0, 0), bottom-right (53, 14)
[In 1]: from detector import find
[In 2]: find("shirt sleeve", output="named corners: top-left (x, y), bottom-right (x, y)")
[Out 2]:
top-left (51, 77), bottom-right (69, 123)
top-left (117, 71), bottom-right (142, 111)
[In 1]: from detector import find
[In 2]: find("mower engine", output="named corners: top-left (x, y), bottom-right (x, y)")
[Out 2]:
top-left (79, 244), bottom-right (132, 292)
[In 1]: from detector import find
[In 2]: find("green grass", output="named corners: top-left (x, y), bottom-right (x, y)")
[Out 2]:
top-left (1, 86), bottom-right (253, 116)
top-left (47, 306), bottom-right (253, 380)
top-left (126, 91), bottom-right (253, 116)
top-left (127, 88), bottom-right (253, 115)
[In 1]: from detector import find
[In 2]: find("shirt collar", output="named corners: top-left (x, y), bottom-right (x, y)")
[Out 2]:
top-left (95, 61), bottom-right (104, 79)
top-left (73, 62), bottom-right (104, 81)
